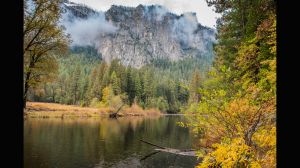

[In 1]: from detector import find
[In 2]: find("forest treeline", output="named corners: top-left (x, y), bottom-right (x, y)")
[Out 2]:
top-left (181, 0), bottom-right (276, 167)
top-left (27, 45), bottom-right (210, 113)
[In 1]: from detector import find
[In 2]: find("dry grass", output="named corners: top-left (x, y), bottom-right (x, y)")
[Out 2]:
top-left (25, 102), bottom-right (162, 118)
top-left (25, 102), bottom-right (112, 118)
top-left (120, 103), bottom-right (161, 116)
top-left (143, 108), bottom-right (162, 116)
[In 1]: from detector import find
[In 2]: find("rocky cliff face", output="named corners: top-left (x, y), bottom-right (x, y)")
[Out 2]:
top-left (61, 1), bottom-right (216, 68)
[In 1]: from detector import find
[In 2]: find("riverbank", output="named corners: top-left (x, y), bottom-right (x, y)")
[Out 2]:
top-left (24, 102), bottom-right (161, 118)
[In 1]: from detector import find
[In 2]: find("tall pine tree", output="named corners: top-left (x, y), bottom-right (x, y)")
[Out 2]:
top-left (110, 71), bottom-right (121, 95)
top-left (189, 69), bottom-right (202, 103)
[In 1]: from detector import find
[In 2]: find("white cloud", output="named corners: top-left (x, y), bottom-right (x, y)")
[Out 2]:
top-left (61, 11), bottom-right (118, 46)
top-left (70, 0), bottom-right (221, 28)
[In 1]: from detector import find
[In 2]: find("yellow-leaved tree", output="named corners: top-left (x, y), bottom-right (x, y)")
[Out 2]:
top-left (24, 0), bottom-right (69, 108)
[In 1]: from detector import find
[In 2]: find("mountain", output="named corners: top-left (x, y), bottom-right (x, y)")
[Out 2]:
top-left (61, 1), bottom-right (216, 68)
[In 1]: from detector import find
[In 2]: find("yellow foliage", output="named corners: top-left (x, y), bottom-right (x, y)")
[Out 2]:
top-left (184, 4), bottom-right (276, 168)
top-left (253, 127), bottom-right (276, 168)
top-left (121, 103), bottom-right (161, 116)
top-left (100, 86), bottom-right (113, 107)
top-left (197, 138), bottom-right (261, 168)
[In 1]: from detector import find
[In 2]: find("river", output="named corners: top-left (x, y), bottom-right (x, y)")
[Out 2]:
top-left (24, 115), bottom-right (200, 168)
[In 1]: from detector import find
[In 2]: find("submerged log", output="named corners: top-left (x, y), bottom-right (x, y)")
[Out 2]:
top-left (140, 139), bottom-right (197, 157)
top-left (154, 148), bottom-right (196, 156)
top-left (140, 151), bottom-right (161, 161)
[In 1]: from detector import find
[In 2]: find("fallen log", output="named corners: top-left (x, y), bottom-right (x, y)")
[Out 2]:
top-left (154, 148), bottom-right (196, 156)
top-left (109, 103), bottom-right (125, 118)
top-left (140, 139), bottom-right (166, 149)
top-left (140, 139), bottom-right (197, 157)
top-left (140, 151), bottom-right (161, 161)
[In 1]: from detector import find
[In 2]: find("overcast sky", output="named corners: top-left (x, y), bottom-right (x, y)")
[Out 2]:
top-left (70, 0), bottom-right (221, 28)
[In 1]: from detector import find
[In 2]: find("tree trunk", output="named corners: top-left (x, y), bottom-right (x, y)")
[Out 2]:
top-left (109, 103), bottom-right (125, 118)
top-left (74, 90), bottom-right (76, 104)
top-left (23, 71), bottom-right (31, 109)
top-left (23, 93), bottom-right (27, 109)
top-left (244, 117), bottom-right (262, 146)
top-left (52, 87), bottom-right (55, 102)
top-left (24, 53), bottom-right (36, 109)
top-left (244, 131), bottom-right (254, 146)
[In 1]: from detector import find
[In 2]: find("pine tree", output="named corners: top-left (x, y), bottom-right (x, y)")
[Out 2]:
top-left (71, 65), bottom-right (81, 104)
top-left (108, 59), bottom-right (120, 76)
top-left (101, 65), bottom-right (110, 89)
top-left (143, 70), bottom-right (154, 105)
top-left (177, 81), bottom-right (189, 105)
top-left (126, 67), bottom-right (135, 106)
top-left (110, 71), bottom-right (121, 95)
top-left (189, 69), bottom-right (202, 103)
top-left (87, 66), bottom-right (98, 101)
top-left (134, 72), bottom-right (142, 103)
top-left (79, 75), bottom-right (89, 106)
top-left (57, 73), bottom-right (66, 103)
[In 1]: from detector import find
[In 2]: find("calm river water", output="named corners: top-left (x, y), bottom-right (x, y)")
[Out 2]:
top-left (24, 115), bottom-right (200, 168)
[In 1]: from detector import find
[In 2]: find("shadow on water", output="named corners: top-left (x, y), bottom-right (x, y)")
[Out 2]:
top-left (24, 116), bottom-right (201, 168)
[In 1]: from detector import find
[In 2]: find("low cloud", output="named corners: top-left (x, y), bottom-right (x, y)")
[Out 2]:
top-left (144, 5), bottom-right (169, 21)
top-left (60, 10), bottom-right (118, 47)
top-left (172, 13), bottom-right (199, 48)
top-left (70, 0), bottom-right (221, 28)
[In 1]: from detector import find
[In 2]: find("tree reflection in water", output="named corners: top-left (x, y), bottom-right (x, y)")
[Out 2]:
top-left (24, 116), bottom-right (200, 168)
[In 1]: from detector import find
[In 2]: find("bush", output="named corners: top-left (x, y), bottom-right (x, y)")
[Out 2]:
top-left (197, 138), bottom-right (261, 168)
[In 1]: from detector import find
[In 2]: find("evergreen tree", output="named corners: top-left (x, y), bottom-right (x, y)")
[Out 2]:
top-left (71, 65), bottom-right (81, 104)
top-left (110, 71), bottom-right (121, 95)
top-left (79, 75), bottom-right (89, 106)
top-left (177, 81), bottom-right (189, 105)
top-left (87, 66), bottom-right (98, 101)
top-left (189, 69), bottom-right (202, 103)
top-left (101, 65), bottom-right (110, 90)
top-left (134, 72), bottom-right (142, 103)
top-left (126, 67), bottom-right (135, 106)
top-left (118, 65), bottom-right (127, 93)
top-left (142, 70), bottom-right (154, 104)
top-left (88, 62), bottom-right (108, 101)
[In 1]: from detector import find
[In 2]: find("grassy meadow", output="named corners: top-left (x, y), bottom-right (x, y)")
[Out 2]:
top-left (25, 102), bottom-right (161, 118)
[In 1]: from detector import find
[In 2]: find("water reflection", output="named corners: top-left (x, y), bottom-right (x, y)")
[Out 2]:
top-left (24, 116), bottom-right (200, 168)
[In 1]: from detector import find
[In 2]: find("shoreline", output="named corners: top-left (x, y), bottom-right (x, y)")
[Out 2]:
top-left (24, 102), bottom-right (162, 118)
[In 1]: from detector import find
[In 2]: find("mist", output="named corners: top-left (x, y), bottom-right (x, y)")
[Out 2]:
top-left (172, 13), bottom-right (198, 47)
top-left (144, 5), bottom-right (169, 21)
top-left (60, 11), bottom-right (118, 47)
top-left (143, 5), bottom-right (216, 53)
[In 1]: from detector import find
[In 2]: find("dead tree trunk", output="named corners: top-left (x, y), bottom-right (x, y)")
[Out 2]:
top-left (109, 103), bottom-right (125, 118)
top-left (140, 139), bottom-right (197, 157)
top-left (140, 139), bottom-right (165, 149)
